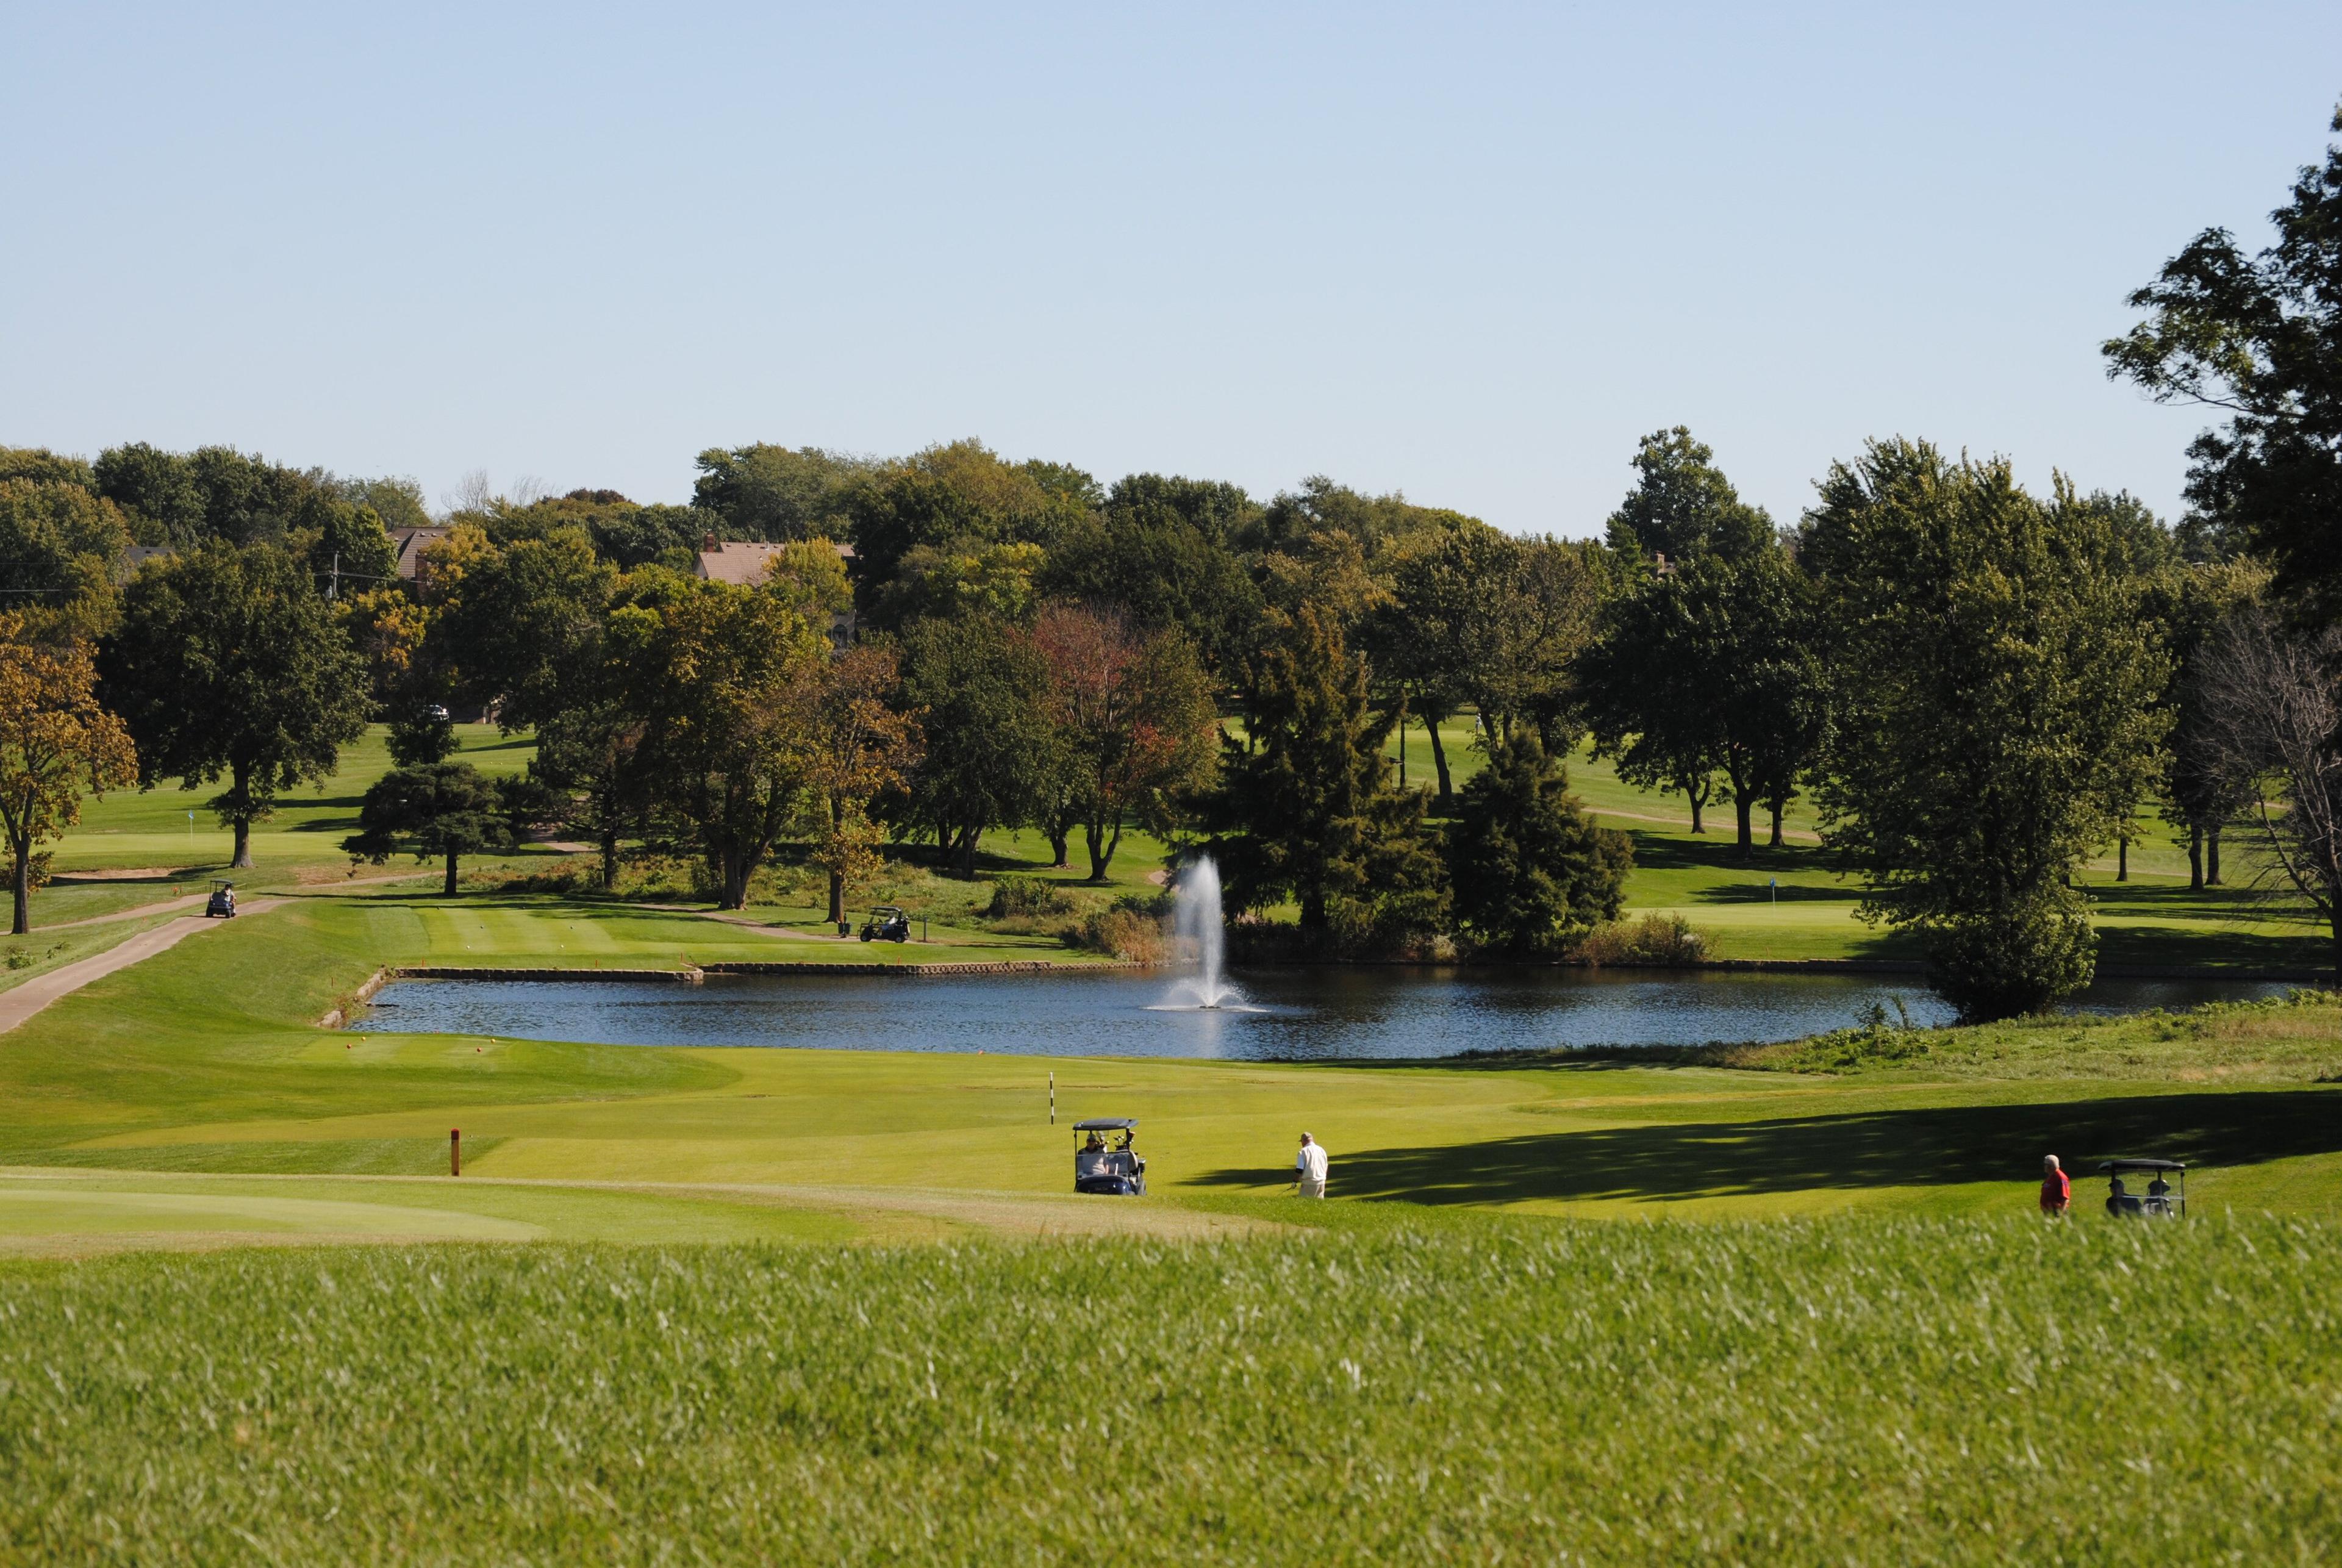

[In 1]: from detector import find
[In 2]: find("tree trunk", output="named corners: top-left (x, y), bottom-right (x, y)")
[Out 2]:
top-left (1395, 698), bottom-right (1408, 787)
top-left (1084, 819), bottom-right (1119, 883)
top-left (719, 854), bottom-right (750, 910)
top-left (2188, 825), bottom-right (2204, 890)
top-left (443, 849), bottom-right (460, 897)
top-left (1767, 802), bottom-right (1785, 848)
top-left (1727, 764), bottom-right (1753, 853)
top-left (1048, 823), bottom-right (1070, 870)
top-left (600, 827), bottom-right (619, 890)
top-left (1425, 715), bottom-right (1454, 809)
top-left (828, 869), bottom-right (846, 925)
top-left (229, 760), bottom-right (255, 869)
top-left (954, 825), bottom-right (979, 878)
top-left (2207, 826), bottom-right (2224, 887)
top-left (1688, 779), bottom-right (1706, 834)
top-left (1300, 889), bottom-right (1327, 933)
top-left (2116, 836), bottom-right (2129, 882)
top-left (10, 839), bottom-right (28, 937)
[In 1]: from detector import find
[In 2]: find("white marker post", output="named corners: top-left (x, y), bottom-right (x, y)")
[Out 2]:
top-left (1048, 1071), bottom-right (1055, 1125)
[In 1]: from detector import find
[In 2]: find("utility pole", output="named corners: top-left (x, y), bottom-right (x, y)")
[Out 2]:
top-left (328, 551), bottom-right (340, 601)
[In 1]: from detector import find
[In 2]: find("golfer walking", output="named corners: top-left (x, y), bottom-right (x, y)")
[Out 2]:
top-left (1294, 1132), bottom-right (1329, 1198)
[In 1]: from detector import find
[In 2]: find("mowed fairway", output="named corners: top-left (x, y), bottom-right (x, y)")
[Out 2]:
top-left (3, 880), bottom-right (2341, 1255)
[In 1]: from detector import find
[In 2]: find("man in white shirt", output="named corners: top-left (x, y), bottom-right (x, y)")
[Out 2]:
top-left (1294, 1132), bottom-right (1329, 1198)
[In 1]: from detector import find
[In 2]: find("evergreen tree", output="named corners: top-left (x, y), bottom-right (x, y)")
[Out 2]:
top-left (343, 762), bottom-right (520, 896)
top-left (1208, 606), bottom-right (1445, 940)
top-left (1449, 726), bottom-right (1631, 955)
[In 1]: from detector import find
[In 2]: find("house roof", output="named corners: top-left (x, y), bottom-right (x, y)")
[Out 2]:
top-left (693, 539), bottom-right (854, 585)
top-left (390, 527), bottom-right (452, 579)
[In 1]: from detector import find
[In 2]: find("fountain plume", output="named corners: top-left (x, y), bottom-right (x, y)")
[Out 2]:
top-left (1164, 856), bottom-right (1242, 1009)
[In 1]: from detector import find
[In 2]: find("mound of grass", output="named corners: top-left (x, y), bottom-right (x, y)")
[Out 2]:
top-left (4, 1219), bottom-right (2338, 1562)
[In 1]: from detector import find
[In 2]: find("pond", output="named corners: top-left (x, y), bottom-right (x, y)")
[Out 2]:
top-left (350, 968), bottom-right (2289, 1062)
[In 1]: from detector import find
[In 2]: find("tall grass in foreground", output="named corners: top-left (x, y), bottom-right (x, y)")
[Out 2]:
top-left (4, 1219), bottom-right (2337, 1564)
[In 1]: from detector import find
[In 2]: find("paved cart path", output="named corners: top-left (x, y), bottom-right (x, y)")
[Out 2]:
top-left (0, 901), bottom-right (287, 1036)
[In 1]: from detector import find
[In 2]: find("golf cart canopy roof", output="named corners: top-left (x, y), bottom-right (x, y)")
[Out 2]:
top-left (2099, 1158), bottom-right (2185, 1173)
top-left (1074, 1118), bottom-right (1136, 1132)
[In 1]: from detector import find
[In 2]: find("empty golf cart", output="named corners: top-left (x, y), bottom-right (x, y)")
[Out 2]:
top-left (859, 904), bottom-right (910, 942)
top-left (2100, 1158), bottom-right (2185, 1219)
top-left (203, 880), bottom-right (237, 918)
top-left (1074, 1118), bottom-right (1146, 1196)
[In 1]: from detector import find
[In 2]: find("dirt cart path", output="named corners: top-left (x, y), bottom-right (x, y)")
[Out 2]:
top-left (0, 900), bottom-right (287, 1036)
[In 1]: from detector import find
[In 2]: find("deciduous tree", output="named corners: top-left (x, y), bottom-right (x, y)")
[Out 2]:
top-left (101, 543), bottom-right (370, 868)
top-left (2105, 103), bottom-right (2342, 618)
top-left (611, 578), bottom-right (830, 908)
top-left (897, 611), bottom-right (1059, 876)
top-left (1802, 443), bottom-right (2168, 1018)
top-left (0, 616), bottom-right (137, 933)
top-left (797, 643), bottom-right (920, 923)
top-left (1032, 604), bottom-right (1219, 882)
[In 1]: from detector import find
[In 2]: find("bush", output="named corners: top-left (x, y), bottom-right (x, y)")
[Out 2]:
top-left (984, 875), bottom-right (1074, 919)
top-left (1922, 887), bottom-right (2097, 1020)
top-left (1065, 908), bottom-right (1166, 963)
top-left (1574, 912), bottom-right (1708, 967)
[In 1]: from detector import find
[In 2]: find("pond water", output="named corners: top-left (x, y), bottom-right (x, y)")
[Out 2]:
top-left (351, 968), bottom-right (2288, 1062)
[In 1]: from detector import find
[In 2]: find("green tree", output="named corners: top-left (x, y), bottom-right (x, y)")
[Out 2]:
top-left (90, 443), bottom-right (393, 582)
top-left (692, 445), bottom-right (873, 541)
top-left (797, 642), bottom-right (920, 923)
top-left (101, 543), bottom-right (370, 868)
top-left (1603, 427), bottom-right (1775, 565)
top-left (2105, 102), bottom-right (2342, 617)
top-left (1580, 548), bottom-right (1824, 851)
top-left (0, 615), bottom-right (138, 933)
top-left (611, 578), bottom-right (829, 908)
top-left (847, 442), bottom-right (1092, 626)
top-left (342, 763), bottom-right (523, 896)
top-left (1206, 605), bottom-right (1446, 940)
top-left (425, 527), bottom-right (617, 729)
top-left (0, 478), bottom-right (132, 618)
top-left (1448, 725), bottom-right (1631, 955)
top-left (2157, 561), bottom-right (2269, 888)
top-left (897, 611), bottom-right (1059, 876)
top-left (0, 448), bottom-right (97, 490)
top-left (1802, 442), bottom-right (2169, 1019)
top-left (1032, 604), bottom-right (1220, 882)
top-left (1039, 474), bottom-right (1264, 674)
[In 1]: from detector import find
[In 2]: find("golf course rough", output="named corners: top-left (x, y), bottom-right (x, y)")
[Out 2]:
top-left (4, 1218), bottom-right (2338, 1564)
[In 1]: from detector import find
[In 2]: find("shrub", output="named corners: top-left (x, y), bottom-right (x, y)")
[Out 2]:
top-left (1065, 908), bottom-right (1166, 963)
top-left (1574, 912), bottom-right (1707, 967)
top-left (984, 875), bottom-right (1074, 919)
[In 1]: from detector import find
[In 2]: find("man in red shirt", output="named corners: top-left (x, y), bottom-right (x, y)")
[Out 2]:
top-left (2039, 1154), bottom-right (2071, 1215)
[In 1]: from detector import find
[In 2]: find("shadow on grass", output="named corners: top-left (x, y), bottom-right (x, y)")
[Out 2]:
top-left (1191, 1089), bottom-right (2342, 1203)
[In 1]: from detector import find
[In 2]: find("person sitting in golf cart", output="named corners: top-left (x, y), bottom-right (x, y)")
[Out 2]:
top-left (1077, 1131), bottom-right (1108, 1181)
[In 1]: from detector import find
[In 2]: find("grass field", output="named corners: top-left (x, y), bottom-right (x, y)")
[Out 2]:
top-left (4, 723), bottom-right (2340, 1558)
top-left (4, 1220), bottom-right (2338, 1563)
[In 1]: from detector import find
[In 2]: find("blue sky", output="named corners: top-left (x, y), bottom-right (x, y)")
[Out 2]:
top-left (5, 2), bottom-right (2338, 534)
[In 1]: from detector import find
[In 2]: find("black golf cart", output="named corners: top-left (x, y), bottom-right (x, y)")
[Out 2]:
top-left (2099, 1158), bottom-right (2185, 1219)
top-left (1073, 1117), bottom-right (1146, 1196)
top-left (859, 905), bottom-right (910, 942)
top-left (203, 879), bottom-right (237, 918)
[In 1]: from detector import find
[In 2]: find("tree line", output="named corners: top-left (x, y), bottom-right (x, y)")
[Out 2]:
top-left (2, 104), bottom-right (2339, 1014)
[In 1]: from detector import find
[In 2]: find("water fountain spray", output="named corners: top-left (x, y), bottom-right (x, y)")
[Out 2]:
top-left (1164, 856), bottom-right (1242, 1009)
